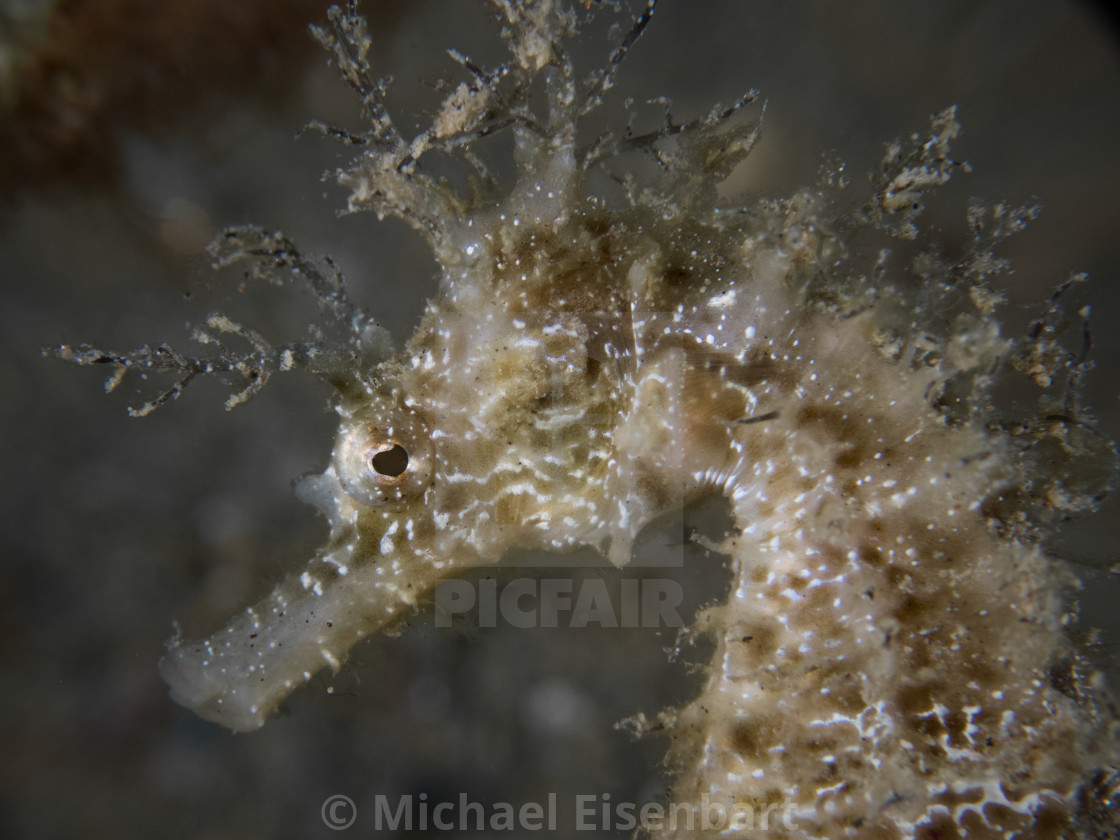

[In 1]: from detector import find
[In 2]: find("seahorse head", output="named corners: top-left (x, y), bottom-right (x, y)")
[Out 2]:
top-left (151, 0), bottom-right (750, 728)
top-left (313, 211), bottom-right (651, 582)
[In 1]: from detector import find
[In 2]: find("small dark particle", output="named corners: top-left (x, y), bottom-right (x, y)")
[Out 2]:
top-left (737, 410), bottom-right (780, 425)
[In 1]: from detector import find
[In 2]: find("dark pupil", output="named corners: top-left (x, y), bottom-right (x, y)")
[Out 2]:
top-left (371, 444), bottom-right (409, 477)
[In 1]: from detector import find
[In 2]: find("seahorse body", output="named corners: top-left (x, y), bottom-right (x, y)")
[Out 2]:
top-left (96, 1), bottom-right (1117, 836)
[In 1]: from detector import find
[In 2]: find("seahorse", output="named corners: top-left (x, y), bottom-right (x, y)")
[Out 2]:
top-left (49, 1), bottom-right (1119, 837)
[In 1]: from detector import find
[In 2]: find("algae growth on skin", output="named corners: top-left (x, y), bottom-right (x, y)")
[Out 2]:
top-left (19, 0), bottom-right (1120, 837)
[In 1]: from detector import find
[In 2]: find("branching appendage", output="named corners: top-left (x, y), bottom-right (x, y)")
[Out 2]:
top-left (866, 105), bottom-right (971, 239)
top-left (887, 191), bottom-right (1119, 526)
top-left (208, 225), bottom-right (392, 365)
top-left (1000, 272), bottom-right (1120, 523)
top-left (305, 0), bottom-right (585, 239)
top-left (43, 225), bottom-right (389, 415)
top-left (310, 0), bottom-right (760, 251)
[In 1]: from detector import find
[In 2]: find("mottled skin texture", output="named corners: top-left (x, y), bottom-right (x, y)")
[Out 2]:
top-left (658, 305), bottom-right (1105, 838)
top-left (64, 1), bottom-right (1117, 837)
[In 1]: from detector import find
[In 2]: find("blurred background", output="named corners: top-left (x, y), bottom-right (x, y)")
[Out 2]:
top-left (2, 1), bottom-right (1119, 837)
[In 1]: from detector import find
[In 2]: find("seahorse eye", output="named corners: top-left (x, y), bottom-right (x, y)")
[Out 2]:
top-left (335, 405), bottom-right (434, 506)
top-left (370, 444), bottom-right (409, 477)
